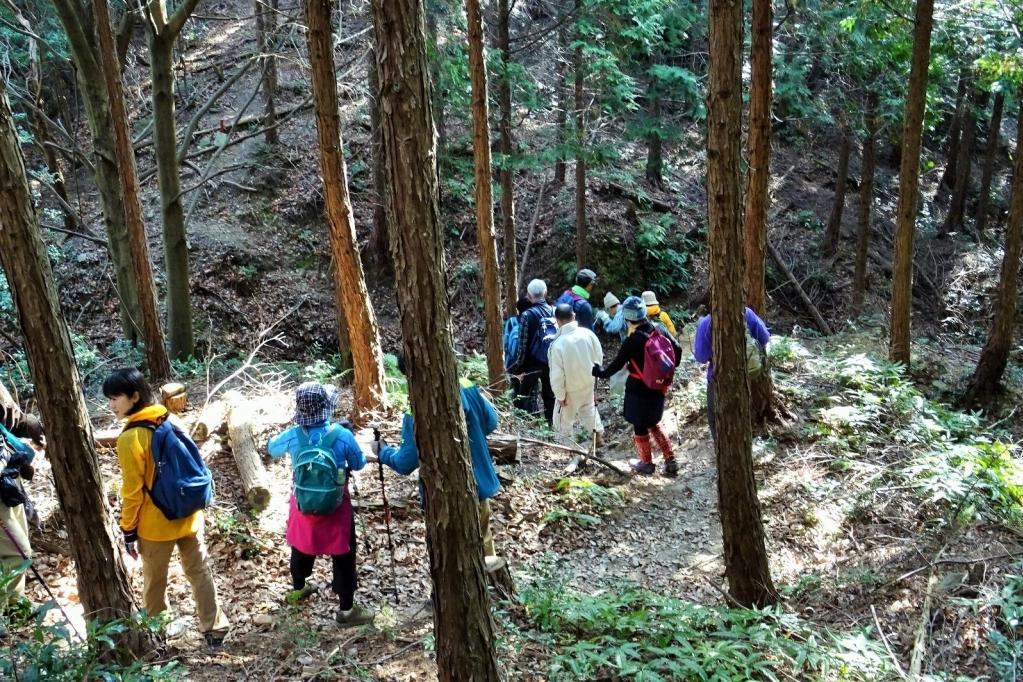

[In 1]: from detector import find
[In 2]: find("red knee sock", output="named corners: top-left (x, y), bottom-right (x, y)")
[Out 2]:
top-left (650, 425), bottom-right (675, 461)
top-left (633, 435), bottom-right (653, 463)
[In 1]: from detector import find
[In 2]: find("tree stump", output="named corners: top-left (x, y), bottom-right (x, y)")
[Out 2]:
top-left (227, 404), bottom-right (271, 511)
top-left (486, 432), bottom-right (518, 465)
top-left (160, 382), bottom-right (188, 414)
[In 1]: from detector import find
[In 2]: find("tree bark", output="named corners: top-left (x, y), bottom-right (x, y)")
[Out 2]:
top-left (553, 11), bottom-right (568, 185)
top-left (573, 0), bottom-right (587, 268)
top-left (889, 0), bottom-right (935, 366)
top-left (963, 99), bottom-right (1023, 405)
top-left (645, 74), bottom-right (663, 187)
top-left (706, 0), bottom-right (777, 608)
top-left (0, 81), bottom-right (145, 641)
top-left (496, 0), bottom-right (517, 317)
top-left (51, 0), bottom-right (143, 342)
top-left (852, 94), bottom-right (878, 315)
top-left (938, 68), bottom-right (969, 196)
top-left (305, 0), bottom-right (387, 413)
top-left (426, 9), bottom-right (446, 158)
top-left (821, 121), bottom-right (850, 255)
top-left (371, 1), bottom-right (500, 678)
top-left (142, 0), bottom-right (200, 359)
top-left (465, 0), bottom-right (508, 391)
top-left (94, 0), bottom-right (171, 380)
top-left (368, 46), bottom-right (390, 269)
top-left (975, 90), bottom-right (1004, 236)
top-left (742, 0), bottom-right (772, 317)
top-left (941, 86), bottom-right (987, 237)
top-left (255, 0), bottom-right (279, 145)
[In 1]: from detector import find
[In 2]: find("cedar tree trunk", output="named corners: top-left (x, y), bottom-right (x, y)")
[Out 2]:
top-left (963, 100), bottom-right (1023, 404)
top-left (554, 13), bottom-right (568, 185)
top-left (305, 0), bottom-right (387, 413)
top-left (645, 74), bottom-right (663, 187)
top-left (852, 94), bottom-right (878, 315)
top-left (497, 0), bottom-right (518, 317)
top-left (465, 0), bottom-right (508, 390)
top-left (371, 1), bottom-right (501, 678)
top-left (573, 0), bottom-right (587, 268)
top-left (706, 0), bottom-right (778, 608)
top-left (821, 121), bottom-right (851, 255)
top-left (742, 0), bottom-right (772, 316)
top-left (975, 91), bottom-right (1004, 236)
top-left (938, 68), bottom-right (968, 195)
top-left (255, 0), bottom-right (279, 144)
top-left (368, 45), bottom-right (390, 269)
top-left (94, 0), bottom-right (171, 379)
top-left (941, 87), bottom-right (987, 237)
top-left (889, 0), bottom-right (935, 366)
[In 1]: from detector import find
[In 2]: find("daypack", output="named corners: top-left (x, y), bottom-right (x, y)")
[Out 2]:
top-left (529, 312), bottom-right (559, 364)
top-left (131, 417), bottom-right (213, 520)
top-left (746, 329), bottom-right (765, 375)
top-left (629, 329), bottom-right (677, 393)
top-left (293, 425), bottom-right (345, 515)
top-left (503, 316), bottom-right (520, 369)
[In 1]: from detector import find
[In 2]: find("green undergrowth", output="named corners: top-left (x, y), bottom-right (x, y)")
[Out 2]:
top-left (509, 564), bottom-right (896, 681)
top-left (542, 478), bottom-right (626, 531)
top-left (815, 353), bottom-right (1023, 527)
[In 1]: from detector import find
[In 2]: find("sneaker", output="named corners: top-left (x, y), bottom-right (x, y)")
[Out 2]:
top-left (630, 459), bottom-right (655, 475)
top-left (663, 459), bottom-right (679, 477)
top-left (285, 581), bottom-right (319, 605)
top-left (204, 629), bottom-right (228, 648)
top-left (335, 604), bottom-right (375, 627)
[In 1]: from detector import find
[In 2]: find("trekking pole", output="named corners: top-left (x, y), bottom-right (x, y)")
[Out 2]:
top-left (372, 424), bottom-right (399, 604)
top-left (0, 515), bottom-right (83, 640)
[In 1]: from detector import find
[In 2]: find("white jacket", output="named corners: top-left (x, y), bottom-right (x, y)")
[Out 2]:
top-left (548, 321), bottom-right (603, 400)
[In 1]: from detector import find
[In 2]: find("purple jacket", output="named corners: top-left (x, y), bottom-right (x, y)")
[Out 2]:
top-left (693, 307), bottom-right (770, 382)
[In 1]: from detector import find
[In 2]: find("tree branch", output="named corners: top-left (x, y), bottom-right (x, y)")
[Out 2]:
top-left (166, 0), bottom-right (201, 37)
top-left (176, 56), bottom-right (258, 163)
top-left (41, 222), bottom-right (109, 246)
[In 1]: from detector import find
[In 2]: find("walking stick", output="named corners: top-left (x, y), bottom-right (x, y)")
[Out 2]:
top-left (373, 425), bottom-right (399, 604)
top-left (0, 514), bottom-right (83, 640)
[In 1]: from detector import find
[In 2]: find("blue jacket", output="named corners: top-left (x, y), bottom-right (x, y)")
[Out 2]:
top-left (379, 382), bottom-right (501, 501)
top-left (556, 288), bottom-right (595, 330)
top-left (268, 421), bottom-right (367, 474)
top-left (0, 422), bottom-right (33, 468)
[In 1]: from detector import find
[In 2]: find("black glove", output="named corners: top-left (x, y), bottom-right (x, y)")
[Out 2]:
top-left (18, 462), bottom-right (33, 481)
top-left (591, 364), bottom-right (602, 377)
top-left (123, 529), bottom-right (139, 559)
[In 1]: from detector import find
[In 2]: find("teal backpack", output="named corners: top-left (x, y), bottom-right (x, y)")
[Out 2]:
top-left (293, 425), bottom-right (346, 515)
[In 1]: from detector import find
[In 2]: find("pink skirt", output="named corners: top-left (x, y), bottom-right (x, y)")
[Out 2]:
top-left (285, 492), bottom-right (353, 556)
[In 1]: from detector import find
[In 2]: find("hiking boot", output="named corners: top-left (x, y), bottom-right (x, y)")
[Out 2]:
top-left (203, 629), bottom-right (228, 648)
top-left (663, 459), bottom-right (679, 477)
top-left (335, 604), bottom-right (375, 627)
top-left (630, 459), bottom-right (655, 475)
top-left (484, 555), bottom-right (507, 573)
top-left (285, 581), bottom-right (319, 605)
top-left (594, 431), bottom-right (604, 448)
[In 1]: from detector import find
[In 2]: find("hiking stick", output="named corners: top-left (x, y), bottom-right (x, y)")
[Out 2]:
top-left (372, 425), bottom-right (399, 604)
top-left (0, 515), bottom-right (83, 640)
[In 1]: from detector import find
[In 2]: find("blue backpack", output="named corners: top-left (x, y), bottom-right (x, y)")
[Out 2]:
top-left (132, 418), bottom-right (213, 520)
top-left (529, 310), bottom-right (558, 364)
top-left (503, 317), bottom-right (520, 369)
top-left (293, 425), bottom-right (345, 515)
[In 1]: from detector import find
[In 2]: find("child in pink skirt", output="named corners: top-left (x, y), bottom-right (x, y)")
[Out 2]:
top-left (268, 382), bottom-right (373, 626)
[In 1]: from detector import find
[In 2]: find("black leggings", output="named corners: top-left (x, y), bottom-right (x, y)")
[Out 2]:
top-left (289, 516), bottom-right (358, 610)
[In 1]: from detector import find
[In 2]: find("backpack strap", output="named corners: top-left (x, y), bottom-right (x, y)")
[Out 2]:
top-left (627, 329), bottom-right (654, 380)
top-left (318, 424), bottom-right (343, 451)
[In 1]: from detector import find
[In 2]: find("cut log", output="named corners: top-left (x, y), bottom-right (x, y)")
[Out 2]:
top-left (192, 400), bottom-right (228, 443)
top-left (160, 382), bottom-right (188, 414)
top-left (227, 404), bottom-right (271, 511)
top-left (94, 427), bottom-right (121, 449)
top-left (767, 241), bottom-right (834, 335)
top-left (487, 432), bottom-right (518, 465)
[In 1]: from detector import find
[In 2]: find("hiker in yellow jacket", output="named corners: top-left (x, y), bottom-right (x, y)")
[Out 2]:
top-left (641, 291), bottom-right (678, 338)
top-left (104, 368), bottom-right (229, 646)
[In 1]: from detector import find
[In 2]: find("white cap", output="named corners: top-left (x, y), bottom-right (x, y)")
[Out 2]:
top-left (604, 292), bottom-right (621, 308)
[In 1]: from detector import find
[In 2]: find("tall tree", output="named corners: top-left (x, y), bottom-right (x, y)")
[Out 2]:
top-left (94, 0), bottom-right (171, 379)
top-left (644, 67), bottom-right (664, 186)
top-left (496, 0), bottom-right (518, 316)
top-left (255, 0), bottom-right (279, 144)
top-left (305, 0), bottom-right (387, 412)
top-left (706, 0), bottom-right (778, 608)
top-left (371, 0), bottom-right (501, 678)
top-left (940, 85), bottom-right (987, 237)
top-left (975, 90), bottom-right (1005, 236)
top-left (820, 122), bottom-right (851, 255)
top-left (51, 0), bottom-right (143, 341)
top-left (889, 0), bottom-right (935, 366)
top-left (963, 99), bottom-right (1023, 405)
top-left (742, 0), bottom-right (772, 316)
top-left (852, 93), bottom-right (879, 315)
top-left (368, 45), bottom-right (390, 268)
top-left (140, 0), bottom-right (200, 359)
top-left (938, 68), bottom-right (969, 195)
top-left (573, 0), bottom-right (587, 267)
top-left (465, 0), bottom-right (507, 390)
top-left (554, 10), bottom-right (568, 185)
top-left (0, 80), bottom-right (146, 644)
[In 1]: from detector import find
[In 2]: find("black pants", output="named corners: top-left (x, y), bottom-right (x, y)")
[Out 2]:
top-left (289, 516), bottom-right (357, 610)
top-left (514, 363), bottom-right (555, 425)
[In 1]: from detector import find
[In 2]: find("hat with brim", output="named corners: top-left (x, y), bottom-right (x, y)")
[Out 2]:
top-left (641, 290), bottom-right (659, 307)
top-left (604, 292), bottom-right (621, 309)
top-left (293, 382), bottom-right (339, 427)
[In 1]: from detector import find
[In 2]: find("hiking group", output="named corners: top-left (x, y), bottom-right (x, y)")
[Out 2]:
top-left (0, 268), bottom-right (769, 644)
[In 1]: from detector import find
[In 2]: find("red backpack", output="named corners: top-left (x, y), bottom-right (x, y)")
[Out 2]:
top-left (629, 329), bottom-right (676, 393)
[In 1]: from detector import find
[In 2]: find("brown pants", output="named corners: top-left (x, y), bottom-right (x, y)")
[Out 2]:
top-left (0, 503), bottom-right (30, 599)
top-left (137, 531), bottom-right (229, 634)
top-left (479, 499), bottom-right (495, 557)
